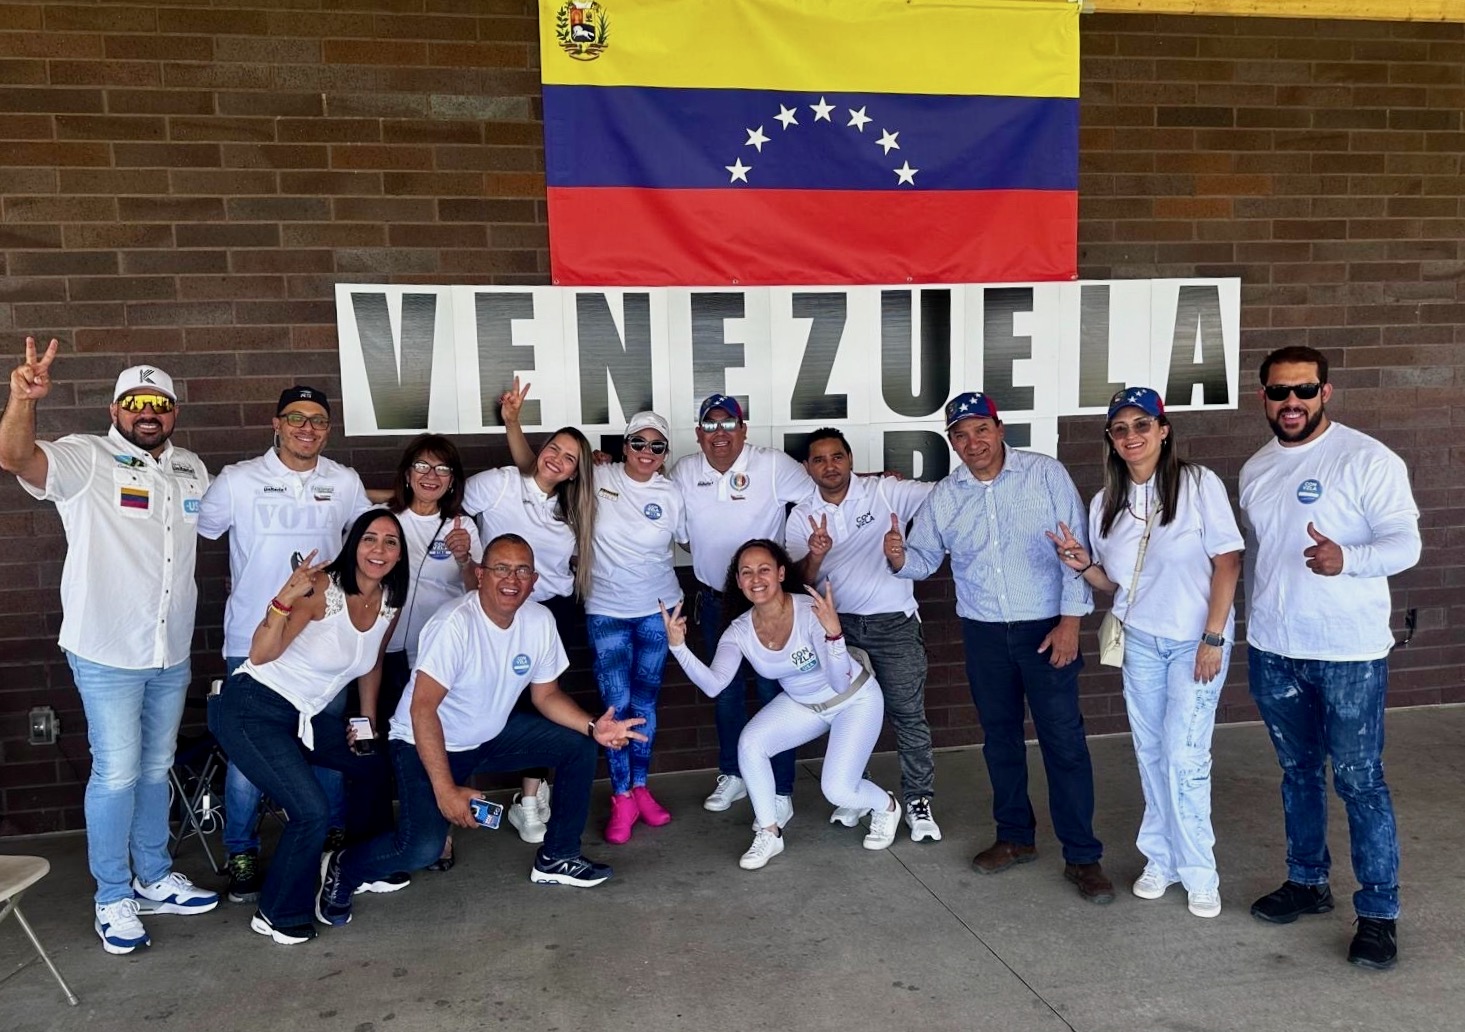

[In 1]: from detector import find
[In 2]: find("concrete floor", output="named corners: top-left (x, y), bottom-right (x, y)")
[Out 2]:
top-left (2, 706), bottom-right (1463, 1032)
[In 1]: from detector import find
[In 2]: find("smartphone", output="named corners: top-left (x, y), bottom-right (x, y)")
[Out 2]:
top-left (348, 716), bottom-right (375, 755)
top-left (469, 796), bottom-right (504, 830)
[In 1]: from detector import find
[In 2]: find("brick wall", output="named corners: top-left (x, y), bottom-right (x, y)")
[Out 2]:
top-left (1, 4), bottom-right (1461, 834)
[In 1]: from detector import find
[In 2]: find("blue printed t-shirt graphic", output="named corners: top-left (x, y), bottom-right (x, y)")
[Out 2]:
top-left (643, 503), bottom-right (663, 520)
top-left (512, 654), bottom-right (532, 675)
top-left (1296, 479), bottom-right (1323, 504)
top-left (791, 647), bottom-right (818, 673)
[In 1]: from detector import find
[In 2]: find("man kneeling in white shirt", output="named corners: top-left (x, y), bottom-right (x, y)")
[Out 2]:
top-left (316, 534), bottom-right (646, 924)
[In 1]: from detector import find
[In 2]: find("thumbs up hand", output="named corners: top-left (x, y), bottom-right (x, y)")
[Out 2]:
top-left (445, 515), bottom-right (473, 565)
top-left (883, 513), bottom-right (907, 570)
top-left (1303, 521), bottom-right (1344, 576)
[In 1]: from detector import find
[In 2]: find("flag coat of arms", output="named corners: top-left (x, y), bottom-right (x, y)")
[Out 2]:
top-left (538, 0), bottom-right (1079, 286)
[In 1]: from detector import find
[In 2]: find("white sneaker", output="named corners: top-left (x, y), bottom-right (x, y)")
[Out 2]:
top-left (774, 794), bottom-right (794, 828)
top-left (537, 780), bottom-right (553, 821)
top-left (863, 794), bottom-right (901, 851)
top-left (95, 898), bottom-right (150, 955)
top-left (703, 774), bottom-right (748, 812)
top-left (132, 872), bottom-right (219, 915)
top-left (1188, 888), bottom-right (1222, 918)
top-left (829, 805), bottom-right (868, 827)
top-left (905, 797), bottom-right (942, 842)
top-left (738, 827), bottom-right (785, 870)
top-left (508, 791), bottom-right (548, 844)
top-left (1132, 865), bottom-right (1177, 900)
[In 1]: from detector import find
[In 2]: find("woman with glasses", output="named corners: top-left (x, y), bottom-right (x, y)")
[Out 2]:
top-left (209, 509), bottom-right (406, 945)
top-left (1047, 387), bottom-right (1242, 919)
top-left (465, 379), bottom-right (597, 844)
top-left (583, 411), bottom-right (686, 843)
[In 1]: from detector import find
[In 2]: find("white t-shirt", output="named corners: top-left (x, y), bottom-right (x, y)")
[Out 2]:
top-left (670, 443), bottom-right (815, 591)
top-left (197, 449), bottom-right (373, 658)
top-left (1239, 422), bottom-right (1420, 661)
top-left (387, 508), bottom-right (484, 662)
top-left (670, 595), bottom-right (867, 706)
top-left (1088, 466), bottom-right (1243, 641)
top-left (785, 476), bottom-right (934, 617)
top-left (462, 466), bottom-right (575, 602)
top-left (390, 594), bottom-right (570, 751)
top-left (239, 576), bottom-right (397, 747)
top-left (21, 428), bottom-right (208, 669)
top-left (585, 464), bottom-right (687, 619)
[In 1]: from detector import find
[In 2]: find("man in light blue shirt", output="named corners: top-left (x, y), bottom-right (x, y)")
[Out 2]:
top-left (890, 392), bottom-right (1113, 904)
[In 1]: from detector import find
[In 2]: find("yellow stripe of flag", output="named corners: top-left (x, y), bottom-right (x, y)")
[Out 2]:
top-left (539, 0), bottom-right (1079, 99)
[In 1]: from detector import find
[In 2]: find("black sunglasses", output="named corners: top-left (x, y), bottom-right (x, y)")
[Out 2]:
top-left (626, 436), bottom-right (668, 455)
top-left (1263, 382), bottom-right (1322, 402)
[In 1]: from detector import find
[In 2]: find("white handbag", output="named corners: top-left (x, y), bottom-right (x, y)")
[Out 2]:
top-left (1097, 502), bottom-right (1154, 669)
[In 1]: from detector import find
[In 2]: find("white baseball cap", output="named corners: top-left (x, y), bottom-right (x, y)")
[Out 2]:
top-left (625, 411), bottom-right (670, 439)
top-left (113, 365), bottom-right (176, 403)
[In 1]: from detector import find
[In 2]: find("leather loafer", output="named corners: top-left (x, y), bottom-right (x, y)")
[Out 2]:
top-left (1064, 862), bottom-right (1115, 904)
top-left (971, 840), bottom-right (1038, 875)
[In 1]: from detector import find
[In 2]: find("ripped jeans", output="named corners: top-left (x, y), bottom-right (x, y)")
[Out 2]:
top-left (1122, 628), bottom-right (1229, 894)
top-left (1248, 647), bottom-right (1399, 920)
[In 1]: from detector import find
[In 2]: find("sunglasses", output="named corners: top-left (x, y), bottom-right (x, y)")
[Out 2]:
top-left (117, 393), bottom-right (174, 414)
top-left (410, 460), bottom-right (454, 477)
top-left (699, 418), bottom-right (740, 433)
top-left (280, 411), bottom-right (330, 430)
top-left (626, 436), bottom-right (668, 455)
top-left (1263, 382), bottom-right (1322, 402)
top-left (1106, 417), bottom-right (1156, 440)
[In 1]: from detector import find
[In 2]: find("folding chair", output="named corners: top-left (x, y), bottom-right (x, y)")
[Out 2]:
top-left (168, 730), bottom-right (228, 876)
top-left (0, 856), bottom-right (79, 1006)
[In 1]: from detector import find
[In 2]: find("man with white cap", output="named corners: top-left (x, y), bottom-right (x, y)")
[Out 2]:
top-left (198, 384), bottom-right (373, 904)
top-left (669, 393), bottom-right (815, 816)
top-left (0, 337), bottom-right (219, 954)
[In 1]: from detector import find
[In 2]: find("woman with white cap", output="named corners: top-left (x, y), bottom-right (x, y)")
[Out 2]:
top-left (1047, 387), bottom-right (1242, 919)
top-left (583, 411), bottom-right (687, 843)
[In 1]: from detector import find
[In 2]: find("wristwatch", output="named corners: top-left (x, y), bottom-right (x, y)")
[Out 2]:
top-left (1200, 631), bottom-right (1225, 647)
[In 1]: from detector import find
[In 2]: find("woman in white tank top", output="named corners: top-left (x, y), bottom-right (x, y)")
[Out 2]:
top-left (209, 509), bottom-right (407, 946)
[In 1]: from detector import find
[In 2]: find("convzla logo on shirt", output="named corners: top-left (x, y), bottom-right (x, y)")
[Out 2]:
top-left (512, 654), bottom-right (532, 675)
top-left (790, 647), bottom-right (818, 673)
top-left (643, 502), bottom-right (662, 520)
top-left (1296, 479), bottom-right (1323, 504)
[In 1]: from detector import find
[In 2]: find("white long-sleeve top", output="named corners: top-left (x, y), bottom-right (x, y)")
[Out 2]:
top-left (669, 595), bottom-right (867, 707)
top-left (1239, 422), bottom-right (1420, 661)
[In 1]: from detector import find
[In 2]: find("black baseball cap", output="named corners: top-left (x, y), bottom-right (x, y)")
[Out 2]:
top-left (276, 385), bottom-right (331, 416)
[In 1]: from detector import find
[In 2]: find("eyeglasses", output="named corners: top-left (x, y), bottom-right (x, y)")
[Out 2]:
top-left (1263, 382), bottom-right (1322, 402)
top-left (410, 460), bottom-right (454, 477)
top-left (699, 418), bottom-right (740, 433)
top-left (280, 411), bottom-right (330, 430)
top-left (117, 393), bottom-right (175, 414)
top-left (1106, 417), bottom-right (1157, 439)
top-left (626, 436), bottom-right (668, 455)
top-left (484, 563), bottom-right (534, 579)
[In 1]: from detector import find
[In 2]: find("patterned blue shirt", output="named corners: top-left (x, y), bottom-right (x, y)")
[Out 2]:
top-left (896, 446), bottom-right (1093, 622)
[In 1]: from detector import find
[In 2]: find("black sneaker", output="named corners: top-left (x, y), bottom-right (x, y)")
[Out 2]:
top-left (315, 850), bottom-right (353, 926)
top-left (323, 827), bottom-right (347, 854)
top-left (250, 910), bottom-right (316, 945)
top-left (530, 850), bottom-right (613, 888)
top-left (1250, 880), bottom-right (1334, 924)
top-left (1348, 917), bottom-right (1398, 970)
top-left (227, 850), bottom-right (262, 904)
top-left (354, 871), bottom-right (411, 895)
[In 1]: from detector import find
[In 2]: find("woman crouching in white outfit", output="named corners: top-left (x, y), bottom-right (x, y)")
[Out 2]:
top-left (662, 538), bottom-right (899, 870)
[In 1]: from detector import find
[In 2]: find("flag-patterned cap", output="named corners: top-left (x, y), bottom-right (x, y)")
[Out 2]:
top-left (698, 393), bottom-right (744, 423)
top-left (1107, 387), bottom-right (1164, 422)
top-left (944, 391), bottom-right (998, 429)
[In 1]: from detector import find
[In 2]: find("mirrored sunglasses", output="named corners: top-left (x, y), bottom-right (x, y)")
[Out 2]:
top-left (699, 418), bottom-right (740, 433)
top-left (626, 436), bottom-right (668, 455)
top-left (117, 393), bottom-right (175, 414)
top-left (410, 460), bottom-right (454, 476)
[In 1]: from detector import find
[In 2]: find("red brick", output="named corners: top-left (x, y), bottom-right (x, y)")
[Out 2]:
top-left (221, 143), bottom-right (329, 170)
top-left (225, 197), bottom-right (331, 222)
top-left (169, 116), bottom-right (276, 143)
top-left (217, 92), bottom-right (323, 118)
top-left (177, 275), bottom-right (286, 301)
top-left (68, 275), bottom-right (176, 302)
top-left (122, 250), bottom-right (229, 275)
top-left (276, 117), bottom-right (380, 143)
top-left (323, 39), bottom-right (427, 66)
top-left (104, 34), bottom-right (212, 62)
top-left (168, 169), bottom-right (278, 195)
top-left (161, 63), bottom-right (272, 91)
top-left (278, 170), bottom-right (382, 196)
top-left (174, 223), bottom-right (281, 248)
top-left (114, 142), bottom-right (222, 168)
top-left (329, 144), bottom-right (433, 171)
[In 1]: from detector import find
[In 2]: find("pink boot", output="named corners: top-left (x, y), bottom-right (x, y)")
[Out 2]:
top-left (604, 792), bottom-right (640, 844)
top-left (632, 785), bottom-right (672, 827)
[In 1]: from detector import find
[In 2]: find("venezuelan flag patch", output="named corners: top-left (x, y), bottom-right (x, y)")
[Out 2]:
top-left (119, 486), bottom-right (150, 510)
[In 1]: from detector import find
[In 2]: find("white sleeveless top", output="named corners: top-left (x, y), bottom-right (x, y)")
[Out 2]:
top-left (238, 576), bottom-right (397, 747)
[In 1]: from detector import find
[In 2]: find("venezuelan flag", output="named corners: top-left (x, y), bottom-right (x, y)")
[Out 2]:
top-left (539, 0), bottom-right (1079, 286)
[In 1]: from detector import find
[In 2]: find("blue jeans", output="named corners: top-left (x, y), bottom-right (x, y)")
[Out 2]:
top-left (587, 612), bottom-right (668, 795)
top-left (340, 712), bottom-right (598, 889)
top-left (221, 655), bottom-right (347, 854)
top-left (1122, 628), bottom-right (1229, 893)
top-left (960, 617), bottom-right (1102, 864)
top-left (208, 674), bottom-right (391, 927)
top-left (699, 587), bottom-right (795, 795)
top-left (65, 653), bottom-right (190, 905)
top-left (1248, 647), bottom-right (1399, 919)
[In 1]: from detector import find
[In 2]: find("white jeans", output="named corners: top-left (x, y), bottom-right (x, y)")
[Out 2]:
top-left (738, 681), bottom-right (891, 829)
top-left (1122, 627), bottom-right (1231, 893)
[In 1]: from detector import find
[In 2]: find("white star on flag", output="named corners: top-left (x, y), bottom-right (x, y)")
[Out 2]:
top-left (726, 158), bottom-right (751, 183)
top-left (745, 126), bottom-right (769, 152)
top-left (775, 104), bottom-right (799, 129)
top-left (876, 129), bottom-right (900, 155)
top-left (847, 107), bottom-right (871, 131)
top-left (810, 97), bottom-right (835, 122)
top-left (894, 161), bottom-right (918, 185)
top-left (959, 401), bottom-right (970, 411)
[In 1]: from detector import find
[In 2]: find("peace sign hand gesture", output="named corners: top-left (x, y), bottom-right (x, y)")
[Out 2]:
top-left (276, 550), bottom-right (327, 606)
top-left (11, 337), bottom-right (58, 403)
top-left (803, 581), bottom-right (842, 640)
top-left (498, 375), bottom-right (531, 426)
top-left (1044, 522), bottom-right (1092, 572)
top-left (659, 599), bottom-right (687, 648)
top-left (807, 513), bottom-right (833, 559)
